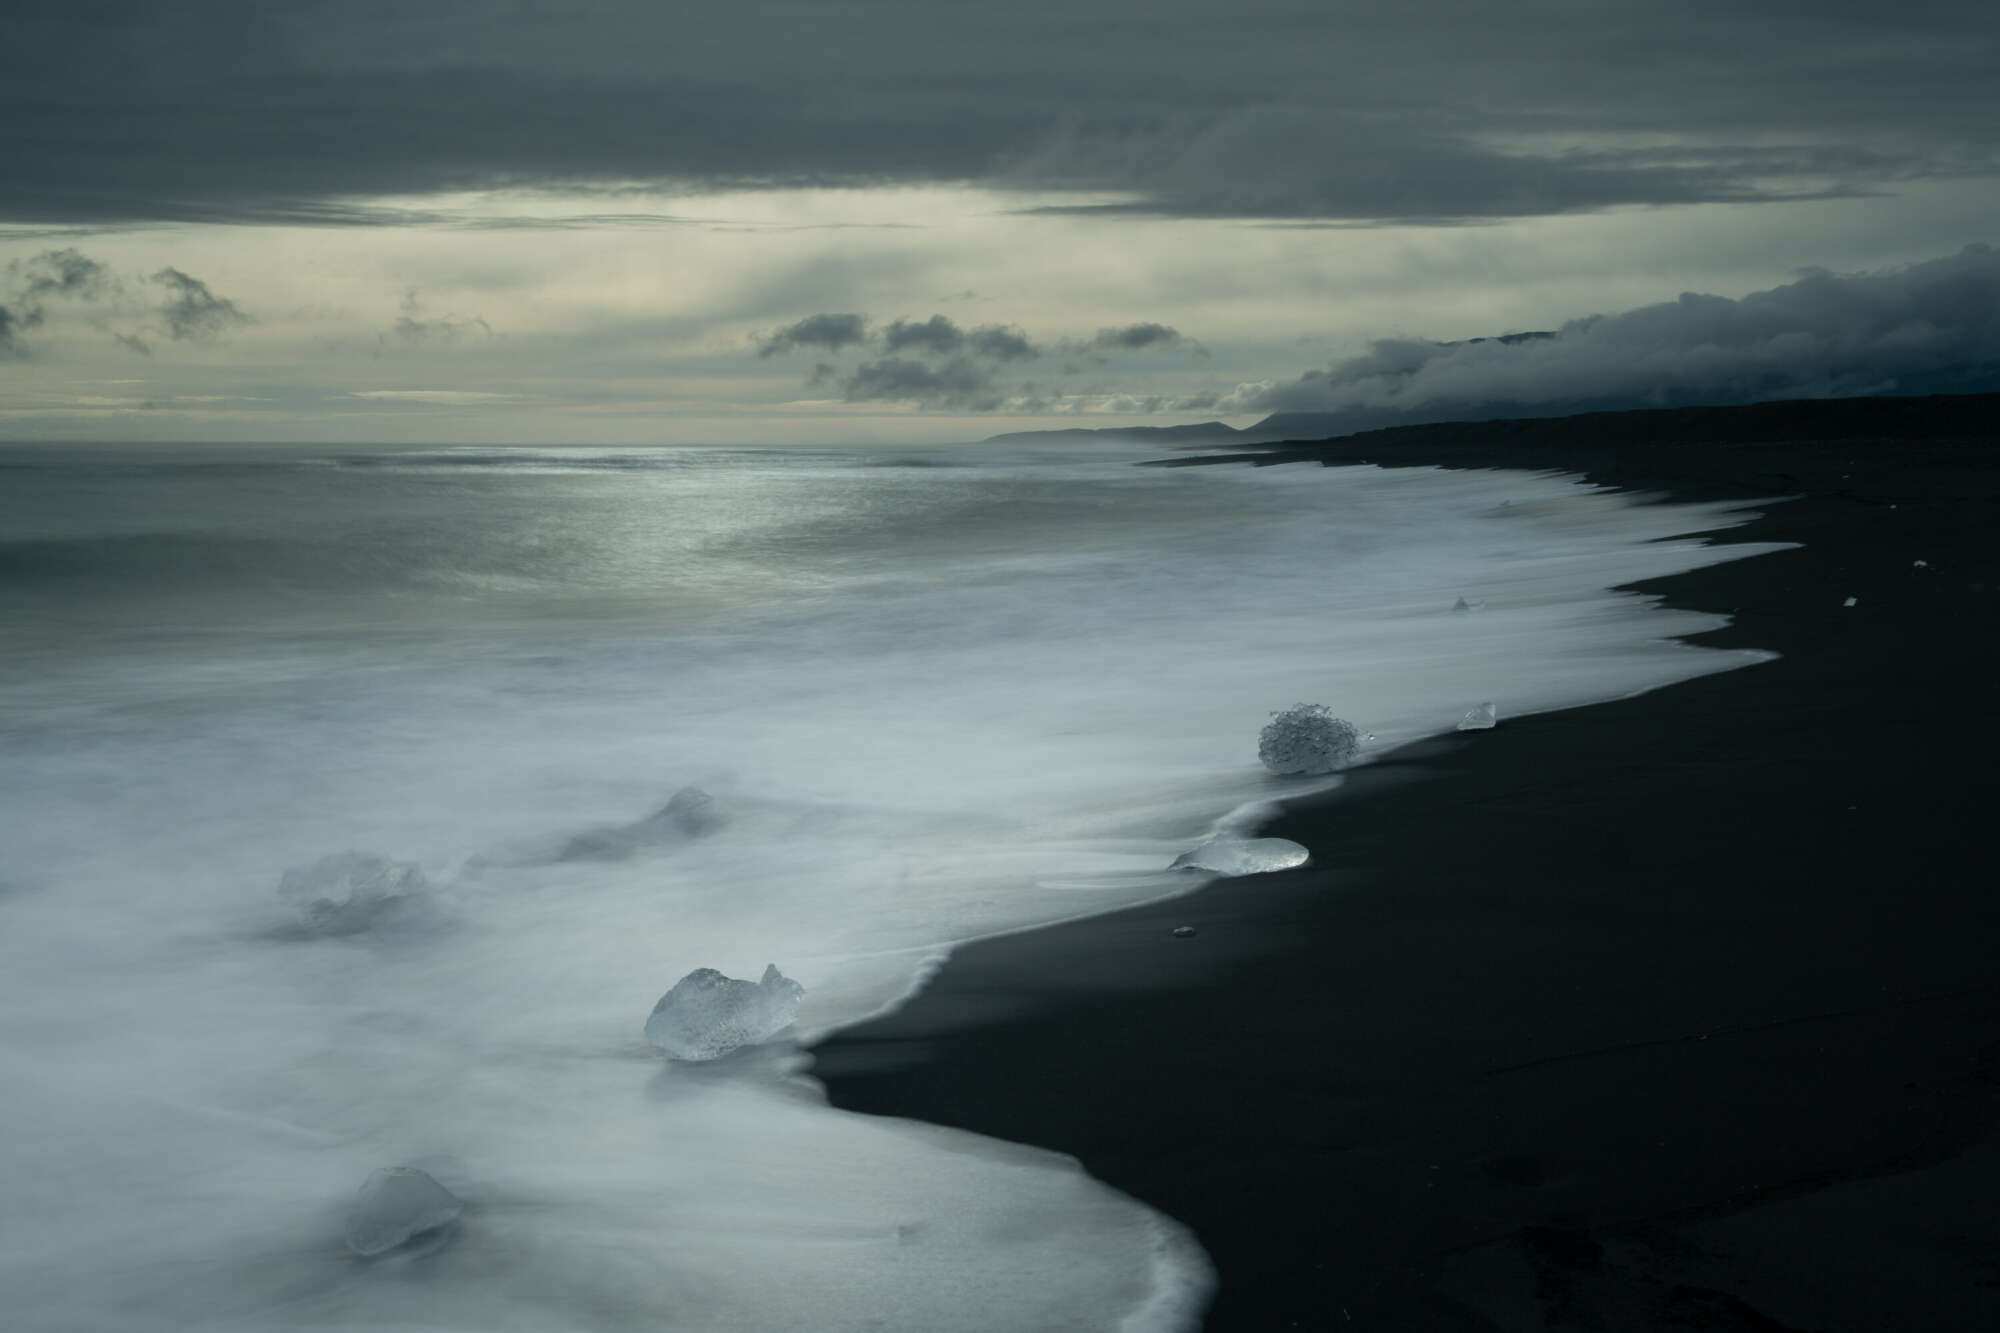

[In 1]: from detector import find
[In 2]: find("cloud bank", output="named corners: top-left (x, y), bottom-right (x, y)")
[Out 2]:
top-left (4, 2), bottom-right (1994, 225)
top-left (760, 311), bottom-right (1197, 407)
top-left (759, 313), bottom-right (869, 357)
top-left (152, 268), bottom-right (249, 342)
top-left (1, 249), bottom-right (248, 358)
top-left (1240, 244), bottom-right (2000, 430)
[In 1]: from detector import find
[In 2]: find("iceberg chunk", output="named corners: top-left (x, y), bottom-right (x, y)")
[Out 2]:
top-left (278, 852), bottom-right (429, 936)
top-left (1171, 837), bottom-right (1311, 875)
top-left (645, 963), bottom-right (804, 1061)
top-left (1457, 701), bottom-right (1498, 731)
top-left (343, 1167), bottom-right (463, 1258)
top-left (1257, 703), bottom-right (1360, 775)
top-left (559, 785), bottom-right (724, 861)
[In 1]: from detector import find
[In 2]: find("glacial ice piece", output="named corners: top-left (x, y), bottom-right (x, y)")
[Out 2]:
top-left (1457, 701), bottom-right (1498, 731)
top-left (559, 785), bottom-right (723, 861)
top-left (1171, 837), bottom-right (1311, 875)
top-left (645, 963), bottom-right (804, 1061)
top-left (1172, 926), bottom-right (1197, 938)
top-left (343, 1167), bottom-right (463, 1258)
top-left (278, 852), bottom-right (429, 936)
top-left (1844, 596), bottom-right (1858, 608)
top-left (1257, 703), bottom-right (1360, 775)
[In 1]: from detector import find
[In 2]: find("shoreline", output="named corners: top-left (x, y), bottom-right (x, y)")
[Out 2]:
top-left (813, 423), bottom-right (2000, 1329)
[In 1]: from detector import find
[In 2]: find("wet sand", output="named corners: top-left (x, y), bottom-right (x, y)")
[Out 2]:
top-left (814, 398), bottom-right (2000, 1330)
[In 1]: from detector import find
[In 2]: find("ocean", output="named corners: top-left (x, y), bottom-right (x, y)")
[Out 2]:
top-left (0, 439), bottom-right (1785, 1330)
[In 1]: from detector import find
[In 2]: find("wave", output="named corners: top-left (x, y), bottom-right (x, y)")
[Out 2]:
top-left (0, 445), bottom-right (1788, 1332)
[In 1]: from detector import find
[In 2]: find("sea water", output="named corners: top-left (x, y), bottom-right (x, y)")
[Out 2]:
top-left (0, 440), bottom-right (1785, 1330)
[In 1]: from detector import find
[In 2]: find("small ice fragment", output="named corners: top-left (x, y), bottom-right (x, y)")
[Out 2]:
top-left (560, 784), bottom-right (724, 861)
top-left (1913, 560), bottom-right (1929, 569)
top-left (1172, 926), bottom-right (1197, 938)
top-left (650, 785), bottom-right (723, 837)
top-left (645, 963), bottom-right (804, 1061)
top-left (1258, 704), bottom-right (1360, 775)
top-left (278, 853), bottom-right (429, 936)
top-left (1171, 837), bottom-right (1311, 875)
top-left (344, 1167), bottom-right (462, 1258)
top-left (1457, 701), bottom-right (1498, 731)
top-left (1843, 597), bottom-right (1858, 608)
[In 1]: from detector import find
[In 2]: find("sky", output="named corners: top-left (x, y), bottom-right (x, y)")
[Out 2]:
top-left (3, 0), bottom-right (1996, 445)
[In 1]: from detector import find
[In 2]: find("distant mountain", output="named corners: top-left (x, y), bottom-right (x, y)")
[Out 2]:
top-left (1182, 391), bottom-right (2000, 461)
top-left (980, 325), bottom-right (2000, 449)
top-left (984, 372), bottom-right (2000, 451)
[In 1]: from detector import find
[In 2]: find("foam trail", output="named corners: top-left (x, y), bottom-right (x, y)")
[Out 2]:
top-left (0, 441), bottom-right (1786, 1330)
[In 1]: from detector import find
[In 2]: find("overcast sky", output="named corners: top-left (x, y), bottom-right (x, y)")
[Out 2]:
top-left (4, 0), bottom-right (1996, 444)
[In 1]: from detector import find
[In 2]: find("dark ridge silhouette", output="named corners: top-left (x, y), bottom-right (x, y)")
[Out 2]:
top-left (1240, 389), bottom-right (2000, 456)
top-left (986, 388), bottom-right (2000, 451)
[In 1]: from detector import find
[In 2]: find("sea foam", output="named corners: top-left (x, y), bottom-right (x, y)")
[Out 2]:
top-left (0, 441), bottom-right (1786, 1331)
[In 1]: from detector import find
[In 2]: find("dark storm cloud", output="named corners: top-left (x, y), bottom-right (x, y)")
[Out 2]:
top-left (967, 325), bottom-right (1037, 362)
top-left (758, 313), bottom-right (869, 357)
top-left (769, 313), bottom-right (1042, 368)
top-left (2, 247), bottom-right (115, 355)
top-left (882, 315), bottom-right (965, 356)
top-left (151, 267), bottom-right (249, 341)
top-left (879, 315), bottom-right (1041, 361)
top-left (766, 311), bottom-right (1186, 404)
top-left (0, 249), bottom-right (246, 355)
top-left (841, 356), bottom-right (1000, 409)
top-left (1246, 243), bottom-right (2000, 426)
top-left (18, 248), bottom-right (115, 300)
top-left (1, 247), bottom-right (116, 338)
top-left (0, 304), bottom-right (25, 357)
top-left (1088, 322), bottom-right (1185, 351)
top-left (4, 1), bottom-right (1994, 225)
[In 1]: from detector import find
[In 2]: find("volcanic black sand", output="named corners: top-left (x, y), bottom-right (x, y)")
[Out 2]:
top-left (813, 393), bottom-right (2000, 1331)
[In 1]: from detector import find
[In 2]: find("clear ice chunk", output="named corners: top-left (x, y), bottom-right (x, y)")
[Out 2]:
top-left (1258, 703), bottom-right (1360, 775)
top-left (343, 1167), bottom-right (463, 1258)
top-left (1171, 837), bottom-right (1311, 875)
top-left (278, 852), bottom-right (429, 936)
top-left (1457, 701), bottom-right (1498, 731)
top-left (1844, 596), bottom-right (1858, 608)
top-left (559, 785), bottom-right (723, 861)
top-left (645, 963), bottom-right (804, 1061)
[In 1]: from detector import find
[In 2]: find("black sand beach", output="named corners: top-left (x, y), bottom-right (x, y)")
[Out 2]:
top-left (814, 395), bottom-right (2000, 1330)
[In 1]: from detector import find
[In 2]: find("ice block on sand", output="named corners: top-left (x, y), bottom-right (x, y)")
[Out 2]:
top-left (646, 964), bottom-right (804, 1061)
top-left (344, 1167), bottom-right (462, 1257)
top-left (1258, 704), bottom-right (1360, 775)
top-left (1172, 838), bottom-right (1311, 875)
top-left (278, 852), bottom-right (429, 936)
